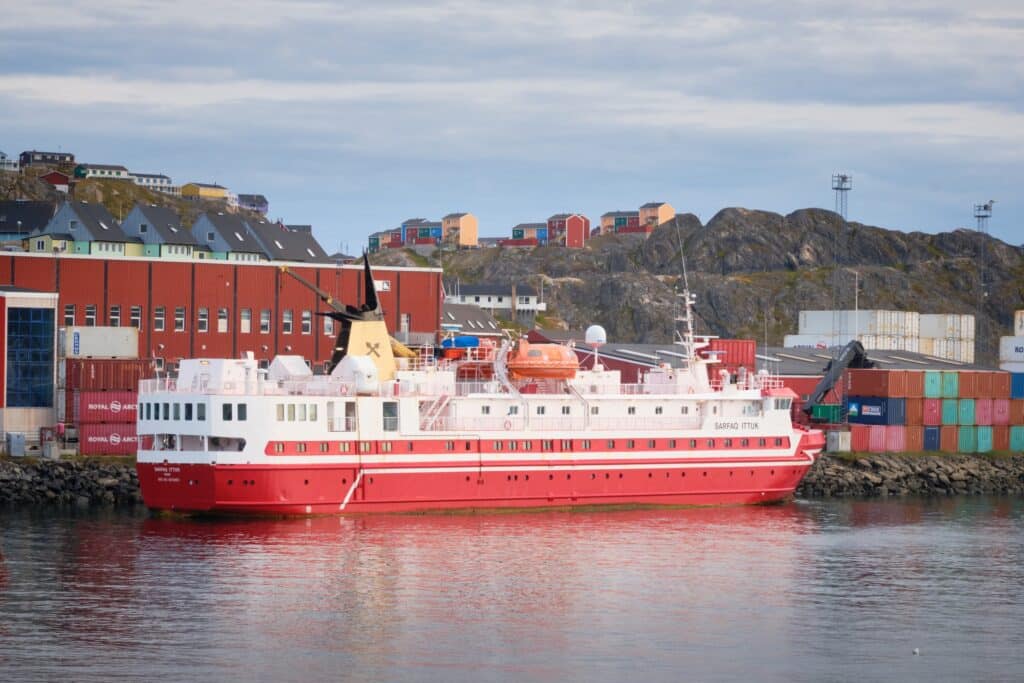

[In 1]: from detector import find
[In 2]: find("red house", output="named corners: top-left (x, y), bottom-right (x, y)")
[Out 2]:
top-left (547, 213), bottom-right (590, 248)
top-left (40, 171), bottom-right (70, 194)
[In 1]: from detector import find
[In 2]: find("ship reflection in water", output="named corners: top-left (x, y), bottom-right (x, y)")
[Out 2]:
top-left (1, 499), bottom-right (1023, 681)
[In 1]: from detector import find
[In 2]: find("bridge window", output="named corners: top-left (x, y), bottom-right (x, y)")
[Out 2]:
top-left (276, 404), bottom-right (284, 421)
top-left (561, 406), bottom-right (570, 415)
top-left (446, 441), bottom-right (455, 451)
top-left (627, 406), bottom-right (636, 415)
top-left (287, 404), bottom-right (296, 421)
top-left (383, 401), bottom-right (398, 431)
top-left (627, 440), bottom-right (635, 448)
top-left (274, 442), bottom-right (284, 453)
top-left (537, 406), bottom-right (546, 415)
top-left (481, 405), bottom-right (491, 415)
top-left (185, 404), bottom-right (193, 421)
top-left (493, 441), bottom-right (502, 451)
top-left (197, 403), bottom-right (206, 421)
top-left (706, 439), bottom-right (715, 448)
top-left (648, 439), bottom-right (656, 448)
top-left (308, 404), bottom-right (317, 421)
top-left (162, 403), bottom-right (169, 420)
top-left (689, 439), bottom-right (697, 448)
top-left (298, 404), bottom-right (307, 421)
top-left (222, 403), bottom-right (232, 421)
top-left (238, 404), bottom-right (247, 421)
top-left (508, 405), bottom-right (518, 415)
top-left (591, 406), bottom-right (599, 415)
top-left (655, 406), bottom-right (663, 415)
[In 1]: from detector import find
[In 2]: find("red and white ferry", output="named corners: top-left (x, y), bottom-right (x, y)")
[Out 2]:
top-left (136, 262), bottom-right (823, 515)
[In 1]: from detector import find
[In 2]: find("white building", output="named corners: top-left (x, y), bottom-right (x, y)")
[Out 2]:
top-left (133, 172), bottom-right (180, 196)
top-left (445, 283), bottom-right (546, 323)
top-left (0, 151), bottom-right (18, 173)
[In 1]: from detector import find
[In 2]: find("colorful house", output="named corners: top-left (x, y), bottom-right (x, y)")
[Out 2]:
top-left (510, 222), bottom-right (547, 243)
top-left (400, 218), bottom-right (442, 245)
top-left (638, 202), bottom-right (675, 230)
top-left (441, 212), bottom-right (478, 247)
top-left (133, 173), bottom-right (178, 196)
top-left (74, 163), bottom-right (133, 180)
top-left (245, 220), bottom-right (330, 263)
top-left (120, 204), bottom-right (198, 259)
top-left (600, 210), bottom-right (640, 234)
top-left (0, 201), bottom-right (56, 241)
top-left (39, 171), bottom-right (70, 194)
top-left (191, 212), bottom-right (264, 261)
top-left (547, 213), bottom-right (590, 248)
top-left (29, 201), bottom-right (140, 256)
top-left (19, 150), bottom-right (75, 167)
top-left (181, 182), bottom-right (230, 202)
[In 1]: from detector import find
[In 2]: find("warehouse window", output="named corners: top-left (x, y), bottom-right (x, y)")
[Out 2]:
top-left (154, 306), bottom-right (165, 331)
top-left (324, 316), bottom-right (333, 336)
top-left (174, 307), bottom-right (186, 332)
top-left (240, 308), bottom-right (252, 334)
top-left (260, 309), bottom-right (271, 334)
top-left (282, 310), bottom-right (293, 334)
top-left (5, 307), bottom-right (54, 408)
top-left (63, 304), bottom-right (75, 326)
top-left (85, 304), bottom-right (96, 327)
top-left (301, 310), bottom-right (312, 335)
top-left (197, 307), bottom-right (209, 333)
top-left (130, 305), bottom-right (142, 328)
top-left (109, 305), bottom-right (120, 327)
top-left (217, 308), bottom-right (228, 333)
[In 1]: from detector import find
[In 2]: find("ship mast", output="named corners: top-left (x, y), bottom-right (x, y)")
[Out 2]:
top-left (673, 225), bottom-right (696, 365)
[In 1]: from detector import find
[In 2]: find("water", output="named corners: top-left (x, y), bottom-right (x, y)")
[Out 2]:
top-left (1, 499), bottom-right (1023, 682)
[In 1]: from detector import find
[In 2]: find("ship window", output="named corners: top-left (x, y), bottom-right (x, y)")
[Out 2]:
top-left (669, 439), bottom-right (677, 448)
top-left (298, 404), bottom-right (307, 421)
top-left (627, 406), bottom-right (636, 415)
top-left (198, 403), bottom-right (206, 421)
top-left (308, 404), bottom-right (317, 421)
top-left (162, 403), bottom-right (169, 420)
top-left (561, 406), bottom-right (570, 415)
top-left (237, 404), bottom-right (247, 421)
top-left (689, 439), bottom-right (697, 448)
top-left (287, 404), bottom-right (296, 421)
top-left (607, 440), bottom-right (615, 449)
top-left (724, 439), bottom-right (733, 447)
top-left (360, 442), bottom-right (371, 453)
top-left (521, 441), bottom-right (531, 451)
top-left (383, 402), bottom-right (398, 431)
top-left (446, 441), bottom-right (454, 451)
top-left (561, 440), bottom-right (572, 451)
top-left (648, 440), bottom-right (656, 448)
top-left (759, 438), bottom-right (766, 447)
top-left (775, 438), bottom-right (784, 446)
top-left (655, 406), bottom-right (663, 415)
top-left (380, 442), bottom-right (392, 453)
top-left (185, 403), bottom-right (193, 421)
top-left (508, 405), bottom-right (518, 415)
top-left (222, 403), bottom-right (232, 421)
top-left (741, 439), bottom-right (749, 447)
top-left (712, 406), bottom-right (718, 415)
top-left (682, 406), bottom-right (689, 415)
top-left (590, 406), bottom-right (598, 415)
top-left (536, 406), bottom-right (546, 415)
top-left (274, 442), bottom-right (284, 453)
top-left (276, 404), bottom-right (284, 421)
top-left (493, 441), bottom-right (502, 451)
top-left (341, 443), bottom-right (351, 453)
top-left (320, 442), bottom-right (329, 453)
top-left (706, 439), bottom-right (715, 448)
top-left (508, 440), bottom-right (517, 451)
top-left (542, 440), bottom-right (553, 451)
top-left (582, 440), bottom-right (591, 450)
top-left (627, 440), bottom-right (635, 448)
top-left (481, 405), bottom-right (490, 415)
top-left (297, 442), bottom-right (307, 453)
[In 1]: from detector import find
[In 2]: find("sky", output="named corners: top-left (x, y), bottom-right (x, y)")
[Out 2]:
top-left (2, 0), bottom-right (1022, 249)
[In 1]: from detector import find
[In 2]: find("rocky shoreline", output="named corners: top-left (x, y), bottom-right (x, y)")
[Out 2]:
top-left (2, 454), bottom-right (1023, 509)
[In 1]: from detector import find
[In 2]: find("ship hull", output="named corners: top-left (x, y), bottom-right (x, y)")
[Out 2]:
top-left (137, 452), bottom-right (817, 515)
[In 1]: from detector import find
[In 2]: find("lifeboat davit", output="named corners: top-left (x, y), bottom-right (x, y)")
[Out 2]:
top-left (506, 339), bottom-right (578, 380)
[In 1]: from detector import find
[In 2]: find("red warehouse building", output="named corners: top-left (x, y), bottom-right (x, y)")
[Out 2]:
top-left (0, 253), bottom-right (442, 372)
top-left (547, 213), bottom-right (590, 248)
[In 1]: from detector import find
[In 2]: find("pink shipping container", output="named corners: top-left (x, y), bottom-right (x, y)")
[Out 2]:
top-left (974, 398), bottom-right (993, 426)
top-left (74, 390), bottom-right (138, 424)
top-left (78, 422), bottom-right (138, 456)
top-left (993, 399), bottom-right (1010, 426)
top-left (923, 399), bottom-right (942, 426)
top-left (885, 425), bottom-right (906, 452)
top-left (868, 425), bottom-right (887, 453)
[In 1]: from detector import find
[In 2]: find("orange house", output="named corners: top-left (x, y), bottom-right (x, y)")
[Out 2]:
top-left (442, 212), bottom-right (478, 247)
top-left (638, 202), bottom-right (675, 230)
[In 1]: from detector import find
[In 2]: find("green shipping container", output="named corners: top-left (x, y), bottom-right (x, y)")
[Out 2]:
top-left (811, 404), bottom-right (843, 422)
top-left (941, 399), bottom-right (959, 426)
top-left (923, 371), bottom-right (943, 399)
top-left (1010, 426), bottom-right (1024, 452)
top-left (958, 425), bottom-right (977, 453)
top-left (976, 426), bottom-right (993, 453)
top-left (941, 371), bottom-right (960, 398)
top-left (958, 398), bottom-right (975, 426)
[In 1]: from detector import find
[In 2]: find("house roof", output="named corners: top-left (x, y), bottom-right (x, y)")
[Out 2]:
top-left (238, 193), bottom-right (268, 205)
top-left (61, 201), bottom-right (128, 242)
top-left (78, 163), bottom-right (129, 172)
top-left (402, 218), bottom-right (428, 225)
top-left (136, 204), bottom-right (197, 246)
top-left (640, 202), bottom-right (668, 209)
top-left (451, 283), bottom-right (538, 297)
top-left (22, 150), bottom-right (72, 157)
top-left (245, 220), bottom-right (331, 262)
top-left (133, 172), bottom-right (171, 180)
top-left (441, 303), bottom-right (506, 337)
top-left (512, 222), bottom-right (547, 230)
top-left (548, 213), bottom-right (583, 220)
top-left (40, 171), bottom-right (69, 181)
top-left (187, 182), bottom-right (227, 190)
top-left (601, 210), bottom-right (639, 218)
top-left (0, 201), bottom-right (57, 234)
top-left (201, 212), bottom-right (261, 252)
top-left (443, 212), bottom-right (468, 219)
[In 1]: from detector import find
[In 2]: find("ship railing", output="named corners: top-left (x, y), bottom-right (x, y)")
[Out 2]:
top-left (587, 416), bottom-right (703, 431)
top-left (419, 415), bottom-right (703, 432)
top-left (453, 381), bottom-right (505, 396)
top-left (327, 417), bottom-right (358, 432)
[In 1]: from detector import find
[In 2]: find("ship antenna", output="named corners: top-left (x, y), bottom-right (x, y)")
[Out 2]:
top-left (673, 223), bottom-right (696, 364)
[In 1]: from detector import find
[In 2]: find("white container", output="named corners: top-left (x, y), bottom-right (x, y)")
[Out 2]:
top-left (1000, 361), bottom-right (1024, 373)
top-left (55, 388), bottom-right (66, 422)
top-left (827, 430), bottom-right (852, 453)
top-left (784, 334), bottom-right (848, 349)
top-left (1015, 311), bottom-right (1024, 336)
top-left (999, 336), bottom-right (1024, 363)
top-left (962, 315), bottom-right (975, 339)
top-left (60, 326), bottom-right (139, 359)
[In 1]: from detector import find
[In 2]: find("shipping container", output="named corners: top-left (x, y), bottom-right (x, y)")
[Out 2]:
top-left (992, 399), bottom-right (1010, 426)
top-left (923, 399), bottom-right (942, 426)
top-left (846, 396), bottom-right (905, 425)
top-left (846, 369), bottom-right (908, 398)
top-left (993, 425), bottom-right (1009, 452)
top-left (974, 398), bottom-right (993, 426)
top-left (975, 371), bottom-right (994, 398)
top-left (923, 371), bottom-right (942, 398)
top-left (74, 390), bottom-right (138, 424)
top-left (992, 372), bottom-right (1011, 399)
top-left (941, 399), bottom-right (959, 426)
top-left (77, 422), bottom-right (138, 456)
top-left (905, 425), bottom-right (924, 453)
top-left (1016, 311), bottom-right (1024, 336)
top-left (999, 336), bottom-right (1024, 362)
top-left (958, 399), bottom-right (976, 426)
top-left (905, 398), bottom-right (923, 426)
top-left (811, 404), bottom-right (843, 423)
top-left (705, 339), bottom-right (756, 370)
top-left (976, 426), bottom-right (993, 454)
top-left (59, 326), bottom-right (139, 359)
top-left (941, 371), bottom-right (959, 398)
top-left (923, 426), bottom-right (941, 452)
top-left (868, 425), bottom-right (887, 453)
top-left (920, 313), bottom-right (975, 339)
top-left (64, 358), bottom-right (155, 391)
top-left (783, 334), bottom-right (845, 349)
top-left (1011, 426), bottom-right (1024, 452)
top-left (1011, 400), bottom-right (1024, 426)
top-left (958, 425), bottom-right (977, 453)
top-left (1012, 374), bottom-right (1024, 399)
top-left (940, 426), bottom-right (959, 453)
top-left (826, 430), bottom-right (851, 453)
top-left (850, 424), bottom-right (870, 452)
top-left (885, 425), bottom-right (906, 452)
top-left (904, 371), bottom-right (924, 398)
top-left (958, 371), bottom-right (978, 399)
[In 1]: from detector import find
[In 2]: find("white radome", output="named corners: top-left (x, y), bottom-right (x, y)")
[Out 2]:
top-left (585, 324), bottom-right (607, 346)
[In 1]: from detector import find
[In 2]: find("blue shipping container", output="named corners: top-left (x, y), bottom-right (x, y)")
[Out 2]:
top-left (923, 426), bottom-right (941, 451)
top-left (846, 396), bottom-right (906, 426)
top-left (1012, 373), bottom-right (1024, 399)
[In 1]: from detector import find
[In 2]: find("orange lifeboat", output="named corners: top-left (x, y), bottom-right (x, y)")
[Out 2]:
top-left (506, 339), bottom-right (579, 380)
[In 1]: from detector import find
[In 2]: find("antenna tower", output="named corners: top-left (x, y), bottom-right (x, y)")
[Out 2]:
top-left (974, 200), bottom-right (994, 355)
top-left (832, 173), bottom-right (852, 219)
top-left (830, 173), bottom-right (853, 354)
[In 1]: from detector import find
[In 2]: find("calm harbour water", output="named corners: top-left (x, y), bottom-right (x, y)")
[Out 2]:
top-left (1, 498), bottom-right (1022, 682)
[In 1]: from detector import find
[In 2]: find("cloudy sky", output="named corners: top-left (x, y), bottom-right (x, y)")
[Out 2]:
top-left (2, 0), bottom-right (1021, 248)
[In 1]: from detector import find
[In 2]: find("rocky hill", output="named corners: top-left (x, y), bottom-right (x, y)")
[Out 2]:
top-left (375, 208), bottom-right (1024, 365)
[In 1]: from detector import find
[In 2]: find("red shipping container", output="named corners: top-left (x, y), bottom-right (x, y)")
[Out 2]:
top-left (846, 369), bottom-right (908, 398)
top-left (780, 376), bottom-right (841, 404)
top-left (974, 371), bottom-right (993, 399)
top-left (993, 425), bottom-right (1010, 451)
top-left (1011, 400), bottom-right (1024, 426)
top-left (905, 371), bottom-right (925, 398)
top-left (992, 372), bottom-right (1011, 399)
top-left (75, 390), bottom-right (138, 424)
top-left (923, 399), bottom-right (942, 426)
top-left (706, 339), bottom-right (756, 371)
top-left (868, 425), bottom-right (887, 453)
top-left (905, 426), bottom-right (924, 453)
top-left (905, 398), bottom-right (924, 426)
top-left (940, 426), bottom-right (959, 453)
top-left (65, 359), bottom-right (155, 392)
top-left (885, 425), bottom-right (906, 453)
top-left (992, 399), bottom-right (1010, 426)
top-left (974, 398), bottom-right (993, 426)
top-left (850, 424), bottom-right (870, 452)
top-left (958, 371), bottom-right (978, 399)
top-left (78, 422), bottom-right (138, 456)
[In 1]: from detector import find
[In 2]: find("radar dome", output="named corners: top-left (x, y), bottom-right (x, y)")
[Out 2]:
top-left (585, 325), bottom-right (607, 346)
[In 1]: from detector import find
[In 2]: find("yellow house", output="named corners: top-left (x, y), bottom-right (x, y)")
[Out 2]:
top-left (181, 182), bottom-right (230, 201)
top-left (26, 234), bottom-right (72, 253)
top-left (638, 202), bottom-right (675, 229)
top-left (442, 212), bottom-right (478, 247)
